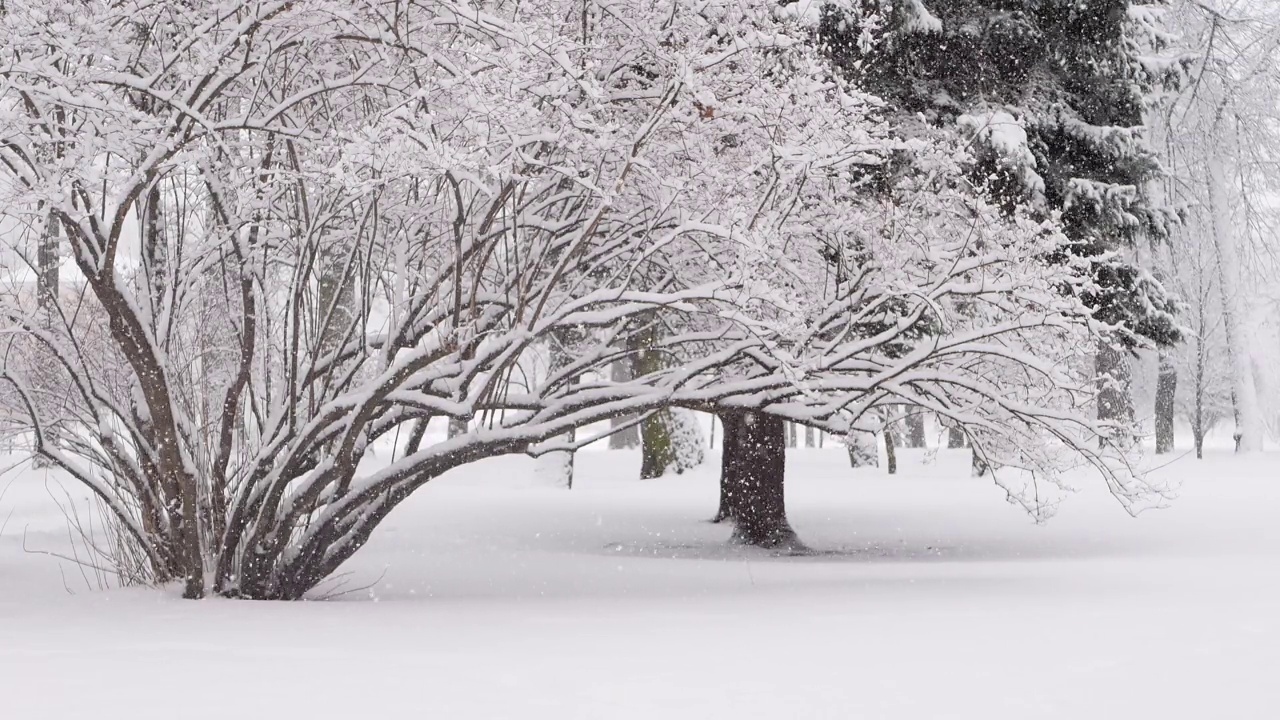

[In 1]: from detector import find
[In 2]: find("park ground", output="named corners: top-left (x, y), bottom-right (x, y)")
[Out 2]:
top-left (2, 438), bottom-right (1278, 719)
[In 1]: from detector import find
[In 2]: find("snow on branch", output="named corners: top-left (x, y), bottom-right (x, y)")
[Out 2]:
top-left (0, 0), bottom-right (1153, 599)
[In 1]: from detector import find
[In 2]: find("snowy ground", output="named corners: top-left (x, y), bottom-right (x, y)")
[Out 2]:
top-left (2, 442), bottom-right (1278, 719)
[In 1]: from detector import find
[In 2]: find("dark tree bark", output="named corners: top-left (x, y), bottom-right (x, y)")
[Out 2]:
top-left (946, 423), bottom-right (966, 449)
top-left (712, 412), bottom-right (741, 523)
top-left (30, 209), bottom-right (62, 471)
top-left (143, 184), bottom-right (167, 325)
top-left (713, 412), bottom-right (802, 550)
top-left (1191, 299), bottom-right (1210, 460)
top-left (885, 427), bottom-right (898, 475)
top-left (804, 425), bottom-right (815, 448)
top-left (37, 208), bottom-right (59, 324)
top-left (1155, 351), bottom-right (1177, 455)
top-left (904, 410), bottom-right (926, 449)
top-left (786, 422), bottom-right (797, 449)
top-left (639, 410), bottom-right (678, 479)
top-left (1096, 337), bottom-right (1134, 431)
top-left (886, 408), bottom-right (903, 448)
top-left (316, 231), bottom-right (356, 357)
top-left (1193, 340), bottom-right (1206, 461)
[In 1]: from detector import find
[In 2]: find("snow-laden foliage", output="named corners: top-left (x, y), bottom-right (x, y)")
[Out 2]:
top-left (957, 111), bottom-right (1046, 205)
top-left (0, 0), bottom-right (1155, 599)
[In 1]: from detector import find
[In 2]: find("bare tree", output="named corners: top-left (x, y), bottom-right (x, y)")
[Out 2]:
top-left (1158, 0), bottom-right (1280, 452)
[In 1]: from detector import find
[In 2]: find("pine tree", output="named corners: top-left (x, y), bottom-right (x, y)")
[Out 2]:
top-left (822, 0), bottom-right (1186, 434)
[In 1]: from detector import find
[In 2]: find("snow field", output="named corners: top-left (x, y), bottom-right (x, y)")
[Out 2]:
top-left (2, 446), bottom-right (1278, 719)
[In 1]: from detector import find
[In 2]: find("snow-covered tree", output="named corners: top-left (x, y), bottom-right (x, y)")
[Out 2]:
top-left (822, 0), bottom-right (1187, 437)
top-left (1159, 220), bottom-right (1233, 457)
top-left (1154, 0), bottom-right (1280, 453)
top-left (1, 0), bottom-right (1161, 599)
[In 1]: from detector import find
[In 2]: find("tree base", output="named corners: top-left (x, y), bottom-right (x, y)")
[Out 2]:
top-left (729, 522), bottom-right (810, 554)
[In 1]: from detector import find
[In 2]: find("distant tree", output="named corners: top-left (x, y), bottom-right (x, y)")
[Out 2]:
top-left (1155, 0), bottom-right (1280, 453)
top-left (1161, 221), bottom-right (1232, 458)
top-left (903, 408), bottom-right (926, 449)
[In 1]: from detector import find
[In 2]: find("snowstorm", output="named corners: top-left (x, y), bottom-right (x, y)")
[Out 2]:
top-left (2, 1), bottom-right (1277, 717)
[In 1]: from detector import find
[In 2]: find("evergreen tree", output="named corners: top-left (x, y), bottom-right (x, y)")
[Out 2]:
top-left (821, 0), bottom-right (1186, 433)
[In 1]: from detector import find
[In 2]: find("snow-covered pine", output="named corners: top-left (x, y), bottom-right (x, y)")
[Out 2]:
top-left (823, 0), bottom-right (1188, 447)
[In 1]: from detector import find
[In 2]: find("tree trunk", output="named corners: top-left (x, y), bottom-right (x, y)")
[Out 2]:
top-left (712, 412), bottom-right (741, 523)
top-left (1208, 155), bottom-right (1262, 452)
top-left (1193, 329), bottom-right (1206, 461)
top-left (317, 237), bottom-right (356, 354)
top-left (1096, 336), bottom-right (1134, 443)
top-left (143, 183), bottom-right (167, 325)
top-left (30, 208), bottom-right (61, 469)
top-left (633, 318), bottom-right (667, 479)
top-left (607, 360), bottom-right (640, 449)
top-left (1154, 351), bottom-right (1177, 455)
top-left (37, 208), bottom-right (59, 324)
top-left (632, 320), bottom-right (703, 478)
top-left (904, 410), bottom-right (926, 449)
top-left (1191, 283), bottom-right (1210, 461)
top-left (884, 426), bottom-right (898, 475)
top-left (714, 412), bottom-right (802, 550)
top-left (639, 408), bottom-right (704, 478)
top-left (786, 422), bottom-right (797, 449)
top-left (534, 434), bottom-right (576, 489)
top-left (535, 328), bottom-right (579, 488)
top-left (947, 423), bottom-right (966, 449)
top-left (640, 410), bottom-right (677, 478)
top-left (804, 425), bottom-right (815, 448)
